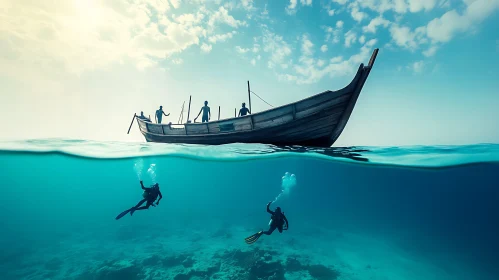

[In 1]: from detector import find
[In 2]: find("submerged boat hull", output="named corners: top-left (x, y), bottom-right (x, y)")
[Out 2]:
top-left (135, 49), bottom-right (379, 147)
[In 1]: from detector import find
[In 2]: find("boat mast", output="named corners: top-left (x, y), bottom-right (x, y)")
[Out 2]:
top-left (178, 101), bottom-right (185, 123)
top-left (247, 80), bottom-right (252, 114)
top-left (187, 95), bottom-right (192, 123)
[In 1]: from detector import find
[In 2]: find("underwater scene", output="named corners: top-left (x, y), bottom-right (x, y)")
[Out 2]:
top-left (0, 140), bottom-right (498, 280)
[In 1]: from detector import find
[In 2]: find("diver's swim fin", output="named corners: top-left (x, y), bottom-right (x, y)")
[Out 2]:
top-left (245, 231), bottom-right (263, 244)
top-left (115, 208), bottom-right (131, 220)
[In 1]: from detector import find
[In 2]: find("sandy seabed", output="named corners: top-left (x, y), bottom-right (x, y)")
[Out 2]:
top-left (1, 221), bottom-right (482, 280)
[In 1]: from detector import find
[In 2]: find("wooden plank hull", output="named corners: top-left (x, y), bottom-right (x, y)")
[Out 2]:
top-left (135, 49), bottom-right (379, 147)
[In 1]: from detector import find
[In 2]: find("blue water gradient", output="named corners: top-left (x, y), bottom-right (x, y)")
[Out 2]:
top-left (0, 140), bottom-right (498, 280)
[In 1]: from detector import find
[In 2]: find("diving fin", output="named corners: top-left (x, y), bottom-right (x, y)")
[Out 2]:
top-left (115, 208), bottom-right (132, 220)
top-left (245, 231), bottom-right (263, 244)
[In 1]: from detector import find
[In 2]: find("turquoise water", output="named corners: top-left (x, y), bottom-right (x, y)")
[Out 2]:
top-left (0, 140), bottom-right (498, 280)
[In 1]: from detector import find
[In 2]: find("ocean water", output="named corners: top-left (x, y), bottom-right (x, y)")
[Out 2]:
top-left (0, 140), bottom-right (498, 280)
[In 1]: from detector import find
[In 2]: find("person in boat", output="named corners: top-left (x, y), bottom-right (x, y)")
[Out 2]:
top-left (115, 181), bottom-right (163, 220)
top-left (244, 201), bottom-right (289, 244)
top-left (238, 102), bottom-right (251, 117)
top-left (194, 101), bottom-right (211, 123)
top-left (155, 106), bottom-right (170, 124)
top-left (137, 111), bottom-right (151, 122)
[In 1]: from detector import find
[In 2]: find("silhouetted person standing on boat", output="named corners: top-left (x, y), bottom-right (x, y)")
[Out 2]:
top-left (238, 102), bottom-right (251, 117)
top-left (115, 181), bottom-right (163, 220)
top-left (244, 201), bottom-right (288, 244)
top-left (194, 101), bottom-right (211, 123)
top-left (138, 111), bottom-right (151, 122)
top-left (155, 106), bottom-right (170, 124)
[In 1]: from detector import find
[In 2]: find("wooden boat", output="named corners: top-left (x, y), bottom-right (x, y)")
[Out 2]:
top-left (132, 48), bottom-right (379, 147)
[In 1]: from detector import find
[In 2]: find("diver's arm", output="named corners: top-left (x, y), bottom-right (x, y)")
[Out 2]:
top-left (283, 215), bottom-right (289, 230)
top-left (266, 202), bottom-right (274, 214)
top-left (156, 190), bottom-right (163, 204)
top-left (140, 181), bottom-right (145, 190)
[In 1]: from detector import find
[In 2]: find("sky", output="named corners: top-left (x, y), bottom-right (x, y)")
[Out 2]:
top-left (1, 0), bottom-right (498, 147)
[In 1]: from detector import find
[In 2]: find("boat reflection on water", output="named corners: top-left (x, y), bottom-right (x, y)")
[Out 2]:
top-left (236, 145), bottom-right (370, 162)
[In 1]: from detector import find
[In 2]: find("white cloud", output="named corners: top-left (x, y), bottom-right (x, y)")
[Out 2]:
top-left (426, 10), bottom-right (469, 43)
top-left (208, 7), bottom-right (247, 29)
top-left (408, 0), bottom-right (436, 13)
top-left (200, 43), bottom-right (212, 53)
top-left (0, 1), bottom-right (221, 75)
top-left (427, 0), bottom-right (499, 43)
top-left (408, 60), bottom-right (425, 73)
top-left (439, 0), bottom-right (451, 8)
top-left (345, 30), bottom-right (357, 47)
top-left (333, 0), bottom-right (349, 4)
top-left (169, 0), bottom-right (181, 9)
top-left (359, 35), bottom-right (366, 44)
top-left (0, 0), bottom-right (255, 77)
top-left (251, 58), bottom-right (256, 65)
top-left (323, 21), bottom-right (345, 45)
top-left (301, 35), bottom-right (314, 56)
top-left (301, 0), bottom-right (313, 6)
top-left (286, 0), bottom-right (298, 14)
top-left (349, 3), bottom-right (368, 22)
top-left (363, 16), bottom-right (391, 33)
top-left (172, 58), bottom-right (183, 64)
top-left (328, 9), bottom-right (336, 16)
top-left (174, 13), bottom-right (205, 26)
top-left (208, 31), bottom-right (237, 43)
top-left (321, 45), bottom-right (328, 52)
top-left (423, 45), bottom-right (438, 57)
top-left (389, 25), bottom-right (426, 50)
top-left (236, 46), bottom-right (250, 53)
top-left (261, 28), bottom-right (293, 68)
top-left (286, 0), bottom-right (313, 14)
top-left (252, 44), bottom-right (260, 52)
top-left (330, 56), bottom-right (343, 63)
top-left (351, 0), bottom-right (436, 14)
top-left (279, 40), bottom-right (378, 85)
top-left (261, 4), bottom-right (269, 17)
top-left (241, 0), bottom-right (255, 11)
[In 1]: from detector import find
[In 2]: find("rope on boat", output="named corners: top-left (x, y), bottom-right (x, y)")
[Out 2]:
top-left (250, 90), bottom-right (274, 108)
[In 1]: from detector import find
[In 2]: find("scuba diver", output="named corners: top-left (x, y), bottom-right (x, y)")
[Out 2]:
top-left (245, 201), bottom-right (288, 244)
top-left (115, 180), bottom-right (163, 220)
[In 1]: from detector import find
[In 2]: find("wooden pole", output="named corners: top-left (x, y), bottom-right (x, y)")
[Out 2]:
top-left (234, 108), bottom-right (236, 117)
top-left (218, 106), bottom-right (220, 120)
top-left (247, 80), bottom-right (252, 114)
top-left (178, 101), bottom-right (185, 124)
top-left (127, 113), bottom-right (136, 134)
top-left (187, 95), bottom-right (192, 123)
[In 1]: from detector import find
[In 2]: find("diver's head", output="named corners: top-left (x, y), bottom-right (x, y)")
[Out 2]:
top-left (140, 111), bottom-right (144, 116)
top-left (204, 100), bottom-right (208, 105)
top-left (153, 183), bottom-right (159, 189)
top-left (160, 106), bottom-right (163, 109)
top-left (275, 207), bottom-right (282, 214)
top-left (242, 102), bottom-right (246, 107)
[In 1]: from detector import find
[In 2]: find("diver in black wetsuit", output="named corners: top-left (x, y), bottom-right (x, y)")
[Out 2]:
top-left (244, 201), bottom-right (288, 244)
top-left (115, 181), bottom-right (163, 220)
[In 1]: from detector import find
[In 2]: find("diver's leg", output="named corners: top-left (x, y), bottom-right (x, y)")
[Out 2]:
top-left (262, 224), bottom-right (277, 235)
top-left (134, 201), bottom-right (153, 211)
top-left (277, 225), bottom-right (283, 233)
top-left (130, 199), bottom-right (147, 215)
top-left (134, 199), bottom-right (147, 208)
